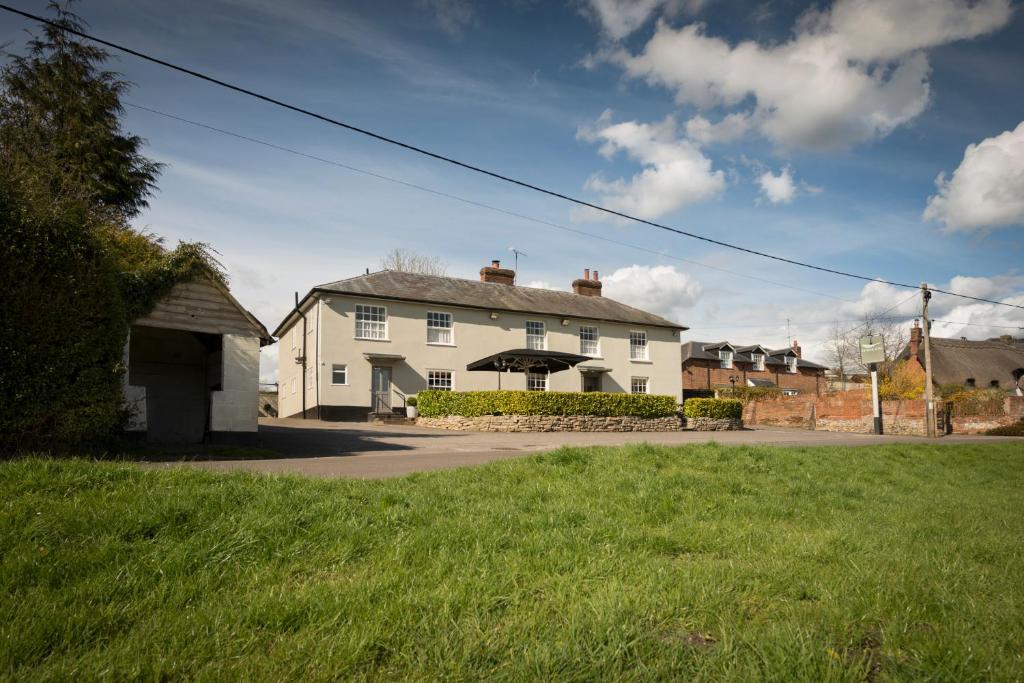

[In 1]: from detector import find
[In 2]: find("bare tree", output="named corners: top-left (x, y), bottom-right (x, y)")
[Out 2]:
top-left (379, 249), bottom-right (448, 276)
top-left (846, 311), bottom-right (911, 374)
top-left (823, 320), bottom-right (856, 390)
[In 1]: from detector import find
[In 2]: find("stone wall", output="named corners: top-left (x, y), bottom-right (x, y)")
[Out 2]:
top-left (687, 417), bottom-right (743, 431)
top-left (417, 414), bottom-right (683, 432)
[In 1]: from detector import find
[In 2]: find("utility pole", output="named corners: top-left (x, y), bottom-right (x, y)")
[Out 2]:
top-left (921, 282), bottom-right (937, 438)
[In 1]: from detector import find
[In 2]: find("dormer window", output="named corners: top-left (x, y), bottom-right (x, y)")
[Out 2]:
top-left (786, 356), bottom-right (798, 374)
top-left (751, 352), bottom-right (765, 371)
top-left (990, 380), bottom-right (1000, 389)
top-left (719, 350), bottom-right (733, 369)
top-left (966, 378), bottom-right (976, 388)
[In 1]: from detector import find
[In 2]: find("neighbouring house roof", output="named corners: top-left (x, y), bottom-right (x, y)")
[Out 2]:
top-left (901, 337), bottom-right (1024, 389)
top-left (747, 378), bottom-right (776, 387)
top-left (273, 270), bottom-right (686, 337)
top-left (681, 340), bottom-right (827, 370)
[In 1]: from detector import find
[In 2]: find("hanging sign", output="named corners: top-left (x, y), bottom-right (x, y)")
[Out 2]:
top-left (859, 335), bottom-right (885, 365)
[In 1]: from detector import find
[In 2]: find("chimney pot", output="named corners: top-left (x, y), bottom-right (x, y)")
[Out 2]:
top-left (584, 268), bottom-right (590, 281)
top-left (492, 259), bottom-right (500, 267)
top-left (593, 270), bottom-right (599, 281)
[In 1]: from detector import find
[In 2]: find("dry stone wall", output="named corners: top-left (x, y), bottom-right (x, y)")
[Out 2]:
top-left (687, 417), bottom-right (743, 431)
top-left (417, 415), bottom-right (683, 432)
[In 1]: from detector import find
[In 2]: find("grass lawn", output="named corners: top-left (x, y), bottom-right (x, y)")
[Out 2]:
top-left (2, 442), bottom-right (1023, 681)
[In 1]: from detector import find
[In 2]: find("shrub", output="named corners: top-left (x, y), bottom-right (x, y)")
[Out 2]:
top-left (986, 420), bottom-right (1024, 437)
top-left (683, 398), bottom-right (743, 420)
top-left (417, 391), bottom-right (677, 418)
top-left (406, 395), bottom-right (418, 407)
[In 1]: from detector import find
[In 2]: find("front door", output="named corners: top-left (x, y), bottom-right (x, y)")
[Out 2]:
top-left (371, 366), bottom-right (392, 413)
top-left (582, 374), bottom-right (601, 392)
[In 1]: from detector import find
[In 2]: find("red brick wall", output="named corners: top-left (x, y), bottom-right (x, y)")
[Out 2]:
top-left (682, 359), bottom-right (823, 395)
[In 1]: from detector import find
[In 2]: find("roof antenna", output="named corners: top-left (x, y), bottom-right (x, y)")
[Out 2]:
top-left (508, 247), bottom-right (527, 282)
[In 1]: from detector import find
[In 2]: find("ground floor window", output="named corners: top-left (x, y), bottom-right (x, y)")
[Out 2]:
top-left (331, 364), bottom-right (347, 385)
top-left (631, 377), bottom-right (649, 394)
top-left (527, 372), bottom-right (548, 391)
top-left (427, 370), bottom-right (453, 391)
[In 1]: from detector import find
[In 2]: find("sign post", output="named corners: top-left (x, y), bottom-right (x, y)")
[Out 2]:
top-left (860, 335), bottom-right (885, 435)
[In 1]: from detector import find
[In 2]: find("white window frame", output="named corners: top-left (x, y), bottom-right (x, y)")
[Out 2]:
top-left (786, 356), bottom-right (798, 374)
top-left (290, 377), bottom-right (296, 395)
top-left (355, 303), bottom-right (388, 340)
top-left (630, 330), bottom-right (649, 361)
top-left (719, 350), bottom-right (733, 369)
top-left (526, 321), bottom-right (546, 350)
top-left (631, 376), bottom-right (649, 394)
top-left (331, 364), bottom-right (348, 385)
top-left (579, 325), bottom-right (600, 357)
top-left (426, 311), bottom-right (454, 346)
top-left (427, 369), bottom-right (454, 391)
top-left (291, 326), bottom-right (298, 350)
top-left (751, 353), bottom-right (765, 372)
top-left (526, 372), bottom-right (548, 391)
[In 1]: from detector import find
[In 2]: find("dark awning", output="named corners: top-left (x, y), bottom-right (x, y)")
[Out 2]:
top-left (466, 349), bottom-right (592, 374)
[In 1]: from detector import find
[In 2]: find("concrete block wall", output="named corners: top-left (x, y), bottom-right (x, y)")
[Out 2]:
top-left (210, 334), bottom-right (260, 432)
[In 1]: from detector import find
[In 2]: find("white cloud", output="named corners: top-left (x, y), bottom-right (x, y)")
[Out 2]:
top-left (577, 112), bottom-right (725, 219)
top-left (583, 0), bottom-right (708, 40)
top-left (601, 264), bottom-right (703, 322)
top-left (758, 166), bottom-right (798, 204)
top-left (525, 280), bottom-right (562, 290)
top-left (609, 0), bottom-right (1012, 150)
top-left (684, 112), bottom-right (752, 145)
top-left (923, 121), bottom-right (1024, 233)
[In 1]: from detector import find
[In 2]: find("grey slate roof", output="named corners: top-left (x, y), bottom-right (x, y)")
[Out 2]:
top-left (901, 337), bottom-right (1024, 389)
top-left (274, 270), bottom-right (685, 336)
top-left (681, 340), bottom-right (827, 370)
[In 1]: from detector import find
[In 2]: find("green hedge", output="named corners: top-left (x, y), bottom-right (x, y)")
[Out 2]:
top-left (717, 386), bottom-right (782, 404)
top-left (417, 391), bottom-right (678, 418)
top-left (683, 398), bottom-right (743, 419)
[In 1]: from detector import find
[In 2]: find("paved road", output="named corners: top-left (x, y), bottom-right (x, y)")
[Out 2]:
top-left (141, 417), bottom-right (1022, 480)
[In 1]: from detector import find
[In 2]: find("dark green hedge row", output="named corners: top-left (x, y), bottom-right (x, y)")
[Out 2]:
top-left (417, 391), bottom-right (678, 418)
top-left (683, 398), bottom-right (743, 419)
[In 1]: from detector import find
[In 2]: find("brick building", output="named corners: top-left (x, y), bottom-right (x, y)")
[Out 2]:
top-left (681, 339), bottom-right (827, 396)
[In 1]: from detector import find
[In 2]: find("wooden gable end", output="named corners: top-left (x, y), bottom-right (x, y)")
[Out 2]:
top-left (133, 279), bottom-right (265, 338)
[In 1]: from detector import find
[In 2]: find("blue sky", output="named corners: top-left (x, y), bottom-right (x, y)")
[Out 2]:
top-left (3, 0), bottom-right (1023, 379)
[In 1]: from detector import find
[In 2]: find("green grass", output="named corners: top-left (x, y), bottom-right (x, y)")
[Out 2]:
top-left (2, 443), bottom-right (1023, 681)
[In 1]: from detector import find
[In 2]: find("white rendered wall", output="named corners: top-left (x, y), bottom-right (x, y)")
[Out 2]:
top-left (121, 333), bottom-right (147, 432)
top-left (210, 334), bottom-right (261, 432)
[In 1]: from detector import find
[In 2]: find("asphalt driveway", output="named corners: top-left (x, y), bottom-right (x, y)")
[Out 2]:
top-left (141, 417), bottom-right (1023, 479)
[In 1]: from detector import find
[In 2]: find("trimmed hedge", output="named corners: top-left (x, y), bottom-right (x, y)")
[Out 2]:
top-left (417, 390), bottom-right (677, 418)
top-left (683, 398), bottom-right (743, 420)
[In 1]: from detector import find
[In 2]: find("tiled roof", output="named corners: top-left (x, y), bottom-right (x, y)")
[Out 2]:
top-left (274, 270), bottom-right (685, 336)
top-left (682, 340), bottom-right (827, 369)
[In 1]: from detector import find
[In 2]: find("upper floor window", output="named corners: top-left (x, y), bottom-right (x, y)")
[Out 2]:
top-left (428, 370), bottom-right (453, 391)
top-left (786, 356), bottom-right (798, 374)
top-left (426, 311), bottom-right (453, 345)
top-left (631, 377), bottom-right (649, 394)
top-left (355, 304), bottom-right (387, 340)
top-left (526, 321), bottom-right (546, 350)
top-left (579, 325), bottom-right (600, 356)
top-left (630, 330), bottom-right (649, 361)
top-left (751, 353), bottom-right (765, 371)
top-left (719, 350), bottom-right (733, 369)
top-left (527, 372), bottom-right (548, 391)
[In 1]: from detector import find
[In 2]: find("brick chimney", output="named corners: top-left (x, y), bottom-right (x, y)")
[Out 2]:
top-left (480, 259), bottom-right (515, 285)
top-left (909, 319), bottom-right (922, 358)
top-left (791, 339), bottom-right (801, 358)
top-left (571, 268), bottom-right (602, 297)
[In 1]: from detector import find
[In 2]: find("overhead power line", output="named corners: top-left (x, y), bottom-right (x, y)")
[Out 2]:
top-left (124, 101), bottom-right (858, 305)
top-left (4, 3), bottom-right (1023, 311)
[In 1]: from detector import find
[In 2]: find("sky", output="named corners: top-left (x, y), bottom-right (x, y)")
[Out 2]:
top-left (3, 0), bottom-right (1023, 381)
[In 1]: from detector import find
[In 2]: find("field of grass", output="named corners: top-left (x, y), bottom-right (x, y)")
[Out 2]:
top-left (2, 442), bottom-right (1023, 681)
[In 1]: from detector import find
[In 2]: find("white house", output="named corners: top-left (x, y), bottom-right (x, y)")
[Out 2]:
top-left (274, 261), bottom-right (686, 420)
